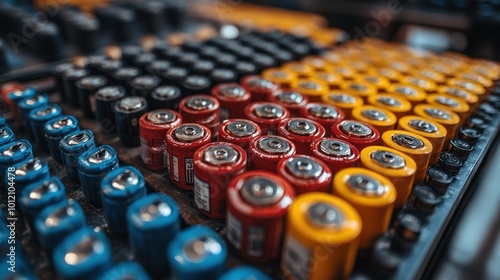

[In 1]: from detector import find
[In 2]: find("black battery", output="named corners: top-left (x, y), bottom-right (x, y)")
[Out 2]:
top-left (95, 85), bottom-right (126, 134)
top-left (180, 75), bottom-right (212, 96)
top-left (62, 68), bottom-right (89, 107)
top-left (76, 75), bottom-right (108, 119)
top-left (113, 96), bottom-right (149, 146)
top-left (112, 67), bottom-right (142, 92)
top-left (148, 85), bottom-right (182, 110)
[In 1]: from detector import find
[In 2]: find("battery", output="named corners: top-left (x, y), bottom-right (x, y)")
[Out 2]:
top-left (458, 71), bottom-right (493, 89)
top-left (179, 94), bottom-right (220, 136)
top-left (268, 90), bottom-right (309, 117)
top-left (355, 74), bottom-right (391, 92)
top-left (6, 87), bottom-right (36, 126)
top-left (95, 86), bottom-right (126, 133)
top-left (76, 76), bottom-right (108, 119)
top-left (77, 145), bottom-right (119, 205)
top-left (360, 146), bottom-right (417, 208)
top-left (167, 225), bottom-right (227, 280)
top-left (248, 135), bottom-right (296, 172)
top-left (425, 166), bottom-right (453, 196)
top-left (352, 105), bottom-right (398, 134)
top-left (220, 266), bottom-right (271, 280)
top-left (277, 117), bottom-right (326, 154)
top-left (101, 166), bottom-right (147, 234)
top-left (331, 65), bottom-right (359, 80)
top-left (382, 130), bottom-right (433, 183)
top-left (113, 96), bottom-right (149, 146)
top-left (402, 75), bottom-right (438, 94)
top-left (321, 91), bottom-right (363, 119)
top-left (211, 83), bottom-right (251, 120)
top-left (281, 192), bottom-right (362, 280)
top-left (407, 184), bottom-right (442, 216)
top-left (241, 75), bottom-right (280, 102)
top-left (293, 79), bottom-right (329, 102)
top-left (233, 61), bottom-right (259, 80)
top-left (180, 75), bottom-right (212, 95)
top-left (413, 104), bottom-right (461, 147)
top-left (29, 104), bottom-right (61, 152)
top-left (340, 81), bottom-right (377, 101)
top-left (218, 119), bottom-right (262, 153)
top-left (18, 94), bottom-right (49, 138)
top-left (99, 60), bottom-right (123, 77)
top-left (331, 120), bottom-right (381, 152)
top-left (161, 67), bottom-right (190, 87)
top-left (97, 262), bottom-right (151, 280)
top-left (85, 55), bottom-right (107, 75)
top-left (437, 151), bottom-right (463, 176)
top-left (387, 84), bottom-right (427, 106)
top-left (53, 227), bottom-right (112, 280)
top-left (0, 142), bottom-right (33, 184)
top-left (367, 94), bottom-right (412, 119)
top-left (448, 138), bottom-right (473, 161)
top-left (309, 138), bottom-right (360, 174)
top-left (426, 94), bottom-right (470, 121)
top-left (148, 86), bottom-right (182, 111)
top-left (397, 116), bottom-right (447, 165)
top-left (0, 128), bottom-right (15, 147)
top-left (283, 62), bottom-right (315, 78)
top-left (146, 60), bottom-right (171, 76)
top-left (112, 67), bottom-right (142, 90)
top-left (262, 68), bottom-right (298, 88)
top-left (191, 60), bottom-right (215, 76)
top-left (332, 167), bottom-right (396, 249)
top-left (438, 86), bottom-right (479, 112)
top-left (54, 63), bottom-right (75, 99)
top-left (276, 155), bottom-right (332, 194)
top-left (245, 102), bottom-right (290, 135)
top-left (132, 53), bottom-right (157, 71)
top-left (128, 75), bottom-right (160, 98)
top-left (227, 171), bottom-right (295, 262)
top-left (121, 45), bottom-right (144, 64)
top-left (62, 68), bottom-right (89, 107)
top-left (44, 115), bottom-right (80, 163)
top-left (447, 78), bottom-right (486, 101)
top-left (8, 157), bottom-right (50, 197)
top-left (127, 193), bottom-right (180, 276)
top-left (210, 69), bottom-right (238, 85)
top-left (314, 72), bottom-right (344, 90)
top-left (458, 126), bottom-right (481, 145)
top-left (193, 142), bottom-right (247, 219)
top-left (165, 124), bottom-right (212, 190)
top-left (60, 130), bottom-right (96, 182)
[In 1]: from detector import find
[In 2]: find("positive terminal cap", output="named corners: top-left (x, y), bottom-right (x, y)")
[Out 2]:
top-left (152, 86), bottom-right (180, 100)
top-left (225, 120), bottom-right (257, 137)
top-left (15, 158), bottom-right (43, 176)
top-left (276, 91), bottom-right (304, 104)
top-left (45, 204), bottom-right (77, 227)
top-left (36, 106), bottom-right (58, 116)
top-left (408, 119), bottom-right (438, 133)
top-left (424, 108), bottom-right (451, 120)
top-left (147, 110), bottom-right (176, 125)
top-left (182, 236), bottom-right (222, 262)
top-left (29, 180), bottom-right (59, 200)
top-left (435, 96), bottom-right (459, 108)
top-left (329, 93), bottom-right (355, 104)
top-left (88, 149), bottom-right (112, 164)
top-left (139, 199), bottom-right (172, 222)
top-left (218, 85), bottom-right (246, 98)
top-left (258, 137), bottom-right (290, 154)
top-left (64, 235), bottom-right (105, 265)
top-left (118, 97), bottom-right (145, 112)
top-left (392, 134), bottom-right (424, 149)
top-left (378, 96), bottom-right (401, 107)
top-left (307, 202), bottom-right (344, 229)
top-left (3, 142), bottom-right (28, 157)
top-left (240, 177), bottom-right (284, 206)
top-left (395, 86), bottom-right (417, 96)
top-left (68, 132), bottom-right (90, 145)
top-left (320, 139), bottom-right (351, 157)
top-left (174, 125), bottom-right (205, 142)
top-left (203, 145), bottom-right (239, 166)
top-left (340, 121), bottom-right (372, 138)
top-left (186, 97), bottom-right (214, 111)
top-left (96, 86), bottom-right (124, 100)
top-left (248, 77), bottom-right (275, 89)
top-left (111, 169), bottom-right (139, 190)
top-left (371, 150), bottom-right (405, 169)
top-left (52, 117), bottom-right (74, 129)
top-left (308, 105), bottom-right (338, 119)
top-left (253, 104), bottom-right (283, 118)
top-left (285, 156), bottom-right (322, 179)
top-left (347, 174), bottom-right (385, 197)
top-left (362, 109), bottom-right (387, 121)
top-left (287, 119), bottom-right (317, 135)
top-left (438, 152), bottom-right (463, 176)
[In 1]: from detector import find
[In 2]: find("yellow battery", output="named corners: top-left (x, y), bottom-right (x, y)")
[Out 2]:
top-left (428, 62), bottom-right (456, 77)
top-left (413, 69), bottom-right (447, 85)
top-left (360, 146), bottom-right (417, 208)
top-left (468, 64), bottom-right (500, 80)
top-left (367, 94), bottom-right (412, 119)
top-left (281, 192), bottom-right (362, 280)
top-left (447, 78), bottom-right (487, 101)
top-left (302, 56), bottom-right (334, 72)
top-left (354, 74), bottom-right (391, 92)
top-left (413, 104), bottom-right (461, 146)
top-left (350, 60), bottom-right (371, 74)
top-left (322, 51), bottom-right (347, 65)
top-left (330, 65), bottom-right (358, 80)
top-left (261, 68), bottom-right (299, 89)
top-left (426, 94), bottom-right (470, 121)
top-left (385, 60), bottom-right (414, 75)
top-left (314, 71), bottom-right (344, 90)
top-left (397, 115), bottom-right (447, 165)
top-left (457, 71), bottom-right (493, 89)
top-left (402, 75), bottom-right (438, 94)
top-left (438, 86), bottom-right (479, 112)
top-left (367, 67), bottom-right (404, 83)
top-left (321, 90), bottom-right (364, 119)
top-left (388, 83), bottom-right (428, 106)
top-left (283, 62), bottom-right (315, 78)
top-left (381, 130), bottom-right (433, 183)
top-left (340, 81), bottom-right (378, 101)
top-left (352, 105), bottom-right (397, 134)
top-left (332, 167), bottom-right (396, 249)
top-left (293, 78), bottom-right (329, 102)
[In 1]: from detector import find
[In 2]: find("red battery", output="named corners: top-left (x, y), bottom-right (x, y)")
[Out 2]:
top-left (331, 120), bottom-right (381, 152)
top-left (277, 117), bottom-right (326, 154)
top-left (244, 102), bottom-right (290, 135)
top-left (276, 155), bottom-right (333, 194)
top-left (241, 75), bottom-right (280, 102)
top-left (309, 137), bottom-right (360, 174)
top-left (179, 94), bottom-right (220, 136)
top-left (227, 170), bottom-right (295, 262)
top-left (248, 135), bottom-right (296, 172)
top-left (218, 119), bottom-right (262, 153)
top-left (299, 102), bottom-right (345, 137)
top-left (267, 89), bottom-right (309, 117)
top-left (165, 123), bottom-right (212, 191)
top-left (210, 83), bottom-right (251, 120)
top-left (193, 142), bottom-right (247, 219)
top-left (139, 109), bottom-right (183, 170)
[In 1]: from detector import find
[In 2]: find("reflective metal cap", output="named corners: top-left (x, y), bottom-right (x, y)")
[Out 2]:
top-left (361, 109), bottom-right (387, 121)
top-left (347, 174), bottom-right (385, 196)
top-left (377, 96), bottom-right (401, 107)
top-left (29, 180), bottom-right (59, 200)
top-left (371, 150), bottom-right (405, 169)
top-left (186, 96), bottom-right (214, 110)
top-left (139, 199), bottom-right (172, 222)
top-left (409, 119), bottom-right (438, 133)
top-left (88, 149), bottom-right (112, 164)
top-left (307, 202), bottom-right (344, 229)
top-left (320, 139), bottom-right (351, 157)
top-left (253, 104), bottom-right (284, 118)
top-left (152, 86), bottom-right (180, 99)
top-left (276, 91), bottom-right (304, 104)
top-left (248, 77), bottom-right (275, 89)
top-left (36, 106), bottom-right (57, 116)
top-left (174, 124), bottom-right (205, 142)
top-left (118, 97), bottom-right (145, 112)
top-left (64, 235), bottom-right (105, 265)
top-left (218, 84), bottom-right (246, 98)
top-left (45, 204), bottom-right (76, 227)
top-left (203, 145), bottom-right (239, 166)
top-left (147, 110), bottom-right (176, 125)
top-left (0, 129), bottom-right (9, 138)
top-left (308, 105), bottom-right (338, 119)
top-left (182, 236), bottom-right (222, 262)
top-left (340, 121), bottom-right (372, 138)
top-left (424, 108), bottom-right (451, 120)
top-left (68, 132), bottom-right (90, 145)
top-left (15, 158), bottom-right (42, 176)
top-left (287, 119), bottom-right (317, 135)
top-left (395, 86), bottom-right (417, 96)
top-left (392, 134), bottom-right (424, 149)
top-left (96, 86), bottom-right (124, 100)
top-left (299, 81), bottom-right (322, 90)
top-left (52, 117), bottom-right (74, 129)
top-left (285, 157), bottom-right (322, 179)
top-left (111, 169), bottom-right (139, 190)
top-left (225, 120), bottom-right (257, 137)
top-left (240, 177), bottom-right (284, 206)
top-left (329, 93), bottom-right (355, 104)
top-left (3, 142), bottom-right (27, 156)
top-left (435, 97), bottom-right (459, 108)
top-left (258, 137), bottom-right (290, 154)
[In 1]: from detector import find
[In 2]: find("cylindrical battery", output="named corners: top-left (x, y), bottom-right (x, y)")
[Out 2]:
top-left (261, 68), bottom-right (298, 88)
top-left (245, 102), bottom-right (290, 135)
top-left (113, 96), bottom-right (149, 146)
top-left (181, 75), bottom-right (212, 96)
top-left (277, 118), bottom-right (325, 154)
top-left (60, 129), bottom-right (96, 183)
top-left (76, 75), bottom-right (107, 118)
top-left (148, 85), bottom-right (182, 111)
top-left (352, 105), bottom-right (398, 134)
top-left (426, 94), bottom-right (470, 122)
top-left (293, 79), bottom-right (329, 102)
top-left (388, 83), bottom-right (427, 106)
top-left (95, 86), bottom-right (126, 134)
top-left (321, 91), bottom-right (364, 119)
top-left (248, 135), bottom-right (296, 172)
top-left (18, 94), bottom-right (49, 139)
top-left (211, 83), bottom-right (251, 120)
top-left (62, 68), bottom-right (89, 107)
top-left (241, 75), bottom-right (280, 102)
top-left (367, 94), bottom-right (412, 119)
top-left (299, 103), bottom-right (345, 136)
top-left (44, 116), bottom-right (80, 163)
top-left (276, 155), bottom-right (333, 194)
top-left (218, 119), bottom-right (262, 153)
top-left (413, 104), bottom-right (461, 147)
top-left (129, 75), bottom-right (160, 98)
top-left (309, 138), bottom-right (360, 174)
top-left (331, 120), bottom-right (381, 152)
top-left (268, 90), bottom-right (309, 117)
top-left (29, 104), bottom-right (62, 152)
top-left (179, 95), bottom-right (220, 136)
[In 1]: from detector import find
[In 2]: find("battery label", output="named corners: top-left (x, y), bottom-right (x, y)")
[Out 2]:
top-left (227, 212), bottom-right (242, 249)
top-left (283, 235), bottom-right (311, 280)
top-left (194, 175), bottom-right (210, 212)
top-left (247, 226), bottom-right (265, 257)
top-left (164, 149), bottom-right (170, 173)
top-left (185, 158), bottom-right (194, 185)
top-left (140, 137), bottom-right (151, 164)
top-left (173, 155), bottom-right (179, 182)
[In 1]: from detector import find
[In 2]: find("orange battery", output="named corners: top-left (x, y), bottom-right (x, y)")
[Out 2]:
top-left (293, 79), bottom-right (329, 102)
top-left (428, 62), bottom-right (456, 77)
top-left (387, 83), bottom-right (427, 106)
top-left (437, 86), bottom-right (479, 112)
top-left (330, 65), bottom-right (358, 80)
top-left (302, 56), bottom-right (334, 72)
top-left (314, 72), bottom-right (344, 90)
top-left (367, 67), bottom-right (404, 83)
top-left (426, 94), bottom-right (470, 121)
top-left (262, 68), bottom-right (299, 89)
top-left (447, 78), bottom-right (487, 101)
top-left (382, 130), bottom-right (433, 183)
top-left (412, 69), bottom-right (447, 85)
top-left (360, 146), bottom-right (417, 208)
top-left (351, 105), bottom-right (397, 134)
top-left (332, 167), bottom-right (396, 249)
top-left (402, 75), bottom-right (438, 94)
top-left (468, 64), bottom-right (500, 80)
top-left (457, 71), bottom-right (493, 89)
top-left (340, 81), bottom-right (378, 101)
top-left (321, 91), bottom-right (363, 119)
top-left (283, 62), bottom-right (315, 78)
top-left (413, 104), bottom-right (461, 146)
top-left (354, 74), bottom-right (391, 92)
top-left (366, 94), bottom-right (412, 119)
top-left (350, 61), bottom-right (371, 74)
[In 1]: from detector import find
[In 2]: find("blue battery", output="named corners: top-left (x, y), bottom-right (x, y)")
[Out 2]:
top-left (127, 193), bottom-right (180, 276)
top-left (19, 177), bottom-right (67, 236)
top-left (97, 261), bottom-right (152, 280)
top-left (78, 145), bottom-right (119, 205)
top-left (53, 227), bottom-right (113, 280)
top-left (220, 266), bottom-right (272, 280)
top-left (45, 115), bottom-right (79, 163)
top-left (35, 200), bottom-right (86, 254)
top-left (101, 166), bottom-right (146, 235)
top-left (0, 140), bottom-right (33, 187)
top-left (29, 104), bottom-right (62, 152)
top-left (6, 157), bottom-right (50, 196)
top-left (7, 87), bottom-right (36, 104)
top-left (0, 114), bottom-right (7, 128)
top-left (167, 225), bottom-right (227, 280)
top-left (0, 127), bottom-right (15, 147)
top-left (18, 94), bottom-right (49, 138)
top-left (60, 129), bottom-right (96, 183)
